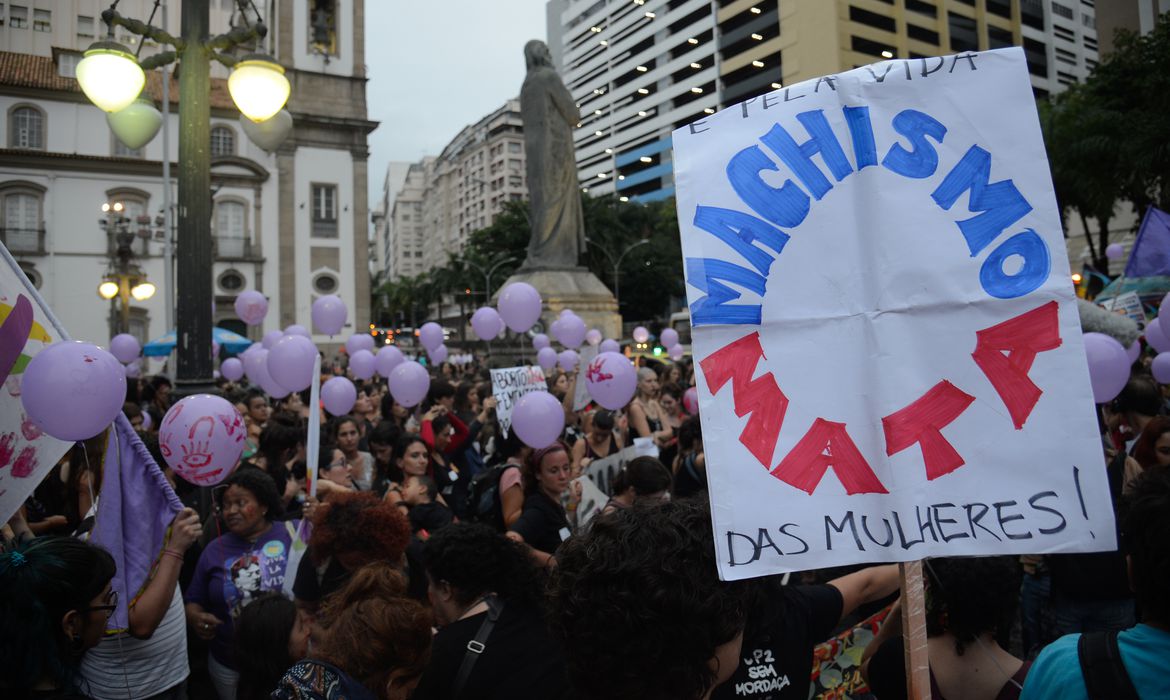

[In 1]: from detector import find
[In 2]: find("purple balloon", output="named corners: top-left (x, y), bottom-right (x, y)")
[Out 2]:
top-left (668, 344), bottom-right (685, 360)
top-left (247, 349), bottom-right (289, 399)
top-left (1105, 243), bottom-right (1124, 260)
top-left (537, 346), bottom-right (558, 372)
top-left (532, 333), bottom-right (550, 351)
top-left (419, 322), bottom-right (444, 351)
top-left (1083, 332), bottom-right (1131, 404)
top-left (683, 387), bottom-right (699, 416)
top-left (584, 351), bottom-right (637, 410)
top-left (212, 341), bottom-right (221, 357)
top-left (586, 329), bottom-right (602, 346)
top-left (599, 338), bottom-right (620, 354)
top-left (262, 330), bottom-right (283, 348)
top-left (311, 294), bottom-right (347, 336)
top-left (550, 318), bottom-right (565, 344)
top-left (321, 376), bottom-right (357, 416)
top-left (267, 334), bottom-right (317, 392)
top-left (471, 307), bottom-right (504, 341)
top-left (244, 342), bottom-right (263, 356)
top-left (660, 328), bottom-right (679, 349)
top-left (346, 333), bottom-right (375, 355)
top-left (349, 349), bottom-right (376, 380)
top-left (429, 344), bottom-right (448, 365)
top-left (375, 346), bottom-right (405, 378)
top-left (1146, 318), bottom-right (1170, 353)
top-left (632, 326), bottom-right (650, 344)
top-left (124, 362), bottom-right (141, 379)
top-left (556, 314), bottom-right (586, 349)
top-left (110, 333), bottom-right (141, 364)
top-left (389, 361), bottom-right (430, 407)
top-left (1127, 340), bottom-right (1142, 365)
top-left (284, 324), bottom-right (311, 339)
top-left (498, 282), bottom-right (542, 333)
top-left (560, 309), bottom-right (574, 317)
top-left (221, 357), bottom-right (244, 382)
top-left (159, 394), bottom-right (245, 486)
top-left (234, 290), bottom-right (268, 326)
top-left (558, 349), bottom-right (579, 372)
top-left (21, 342), bottom-right (126, 441)
top-left (1160, 292), bottom-right (1170, 331)
top-left (1153, 353), bottom-right (1170, 384)
top-left (511, 391), bottom-right (565, 448)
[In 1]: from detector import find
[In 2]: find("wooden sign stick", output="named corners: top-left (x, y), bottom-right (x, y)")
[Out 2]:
top-left (900, 560), bottom-right (930, 700)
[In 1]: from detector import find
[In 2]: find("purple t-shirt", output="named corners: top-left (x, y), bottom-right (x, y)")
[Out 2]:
top-left (184, 521), bottom-right (299, 668)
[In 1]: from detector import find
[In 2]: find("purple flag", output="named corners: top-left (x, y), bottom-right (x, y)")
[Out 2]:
top-left (90, 413), bottom-right (183, 632)
top-left (1124, 206), bottom-right (1170, 278)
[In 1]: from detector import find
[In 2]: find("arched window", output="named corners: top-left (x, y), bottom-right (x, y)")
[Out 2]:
top-left (8, 105), bottom-right (45, 150)
top-left (210, 126), bottom-right (236, 157)
top-left (105, 188), bottom-right (152, 256)
top-left (214, 199), bottom-right (247, 257)
top-left (1, 185), bottom-right (44, 254)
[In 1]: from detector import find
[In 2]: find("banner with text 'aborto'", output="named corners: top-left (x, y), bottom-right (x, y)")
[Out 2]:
top-left (674, 48), bottom-right (1114, 580)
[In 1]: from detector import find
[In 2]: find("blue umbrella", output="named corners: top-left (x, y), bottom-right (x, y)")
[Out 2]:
top-left (142, 327), bottom-right (253, 357)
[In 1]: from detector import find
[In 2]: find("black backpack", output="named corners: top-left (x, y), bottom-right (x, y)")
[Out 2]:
top-left (1078, 630), bottom-right (1140, 700)
top-left (466, 464), bottom-right (511, 531)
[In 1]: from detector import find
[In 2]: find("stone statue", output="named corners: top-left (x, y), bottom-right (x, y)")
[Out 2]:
top-left (520, 40), bottom-right (586, 268)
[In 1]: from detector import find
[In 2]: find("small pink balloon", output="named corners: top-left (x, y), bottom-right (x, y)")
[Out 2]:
top-left (110, 333), bottom-right (141, 364)
top-left (124, 362), bottom-right (141, 379)
top-left (419, 322), bottom-right (444, 351)
top-left (321, 376), bottom-right (358, 416)
top-left (375, 346), bottom-right (405, 377)
top-left (284, 324), bottom-right (311, 339)
top-left (159, 394), bottom-right (246, 486)
top-left (583, 351), bottom-right (637, 410)
top-left (668, 344), bottom-right (685, 361)
top-left (311, 295), bottom-right (348, 336)
top-left (21, 342), bottom-right (126, 441)
top-left (550, 318), bottom-right (565, 344)
top-left (683, 387), bottom-right (699, 415)
top-left (1127, 340), bottom-right (1141, 365)
top-left (660, 328), bottom-right (679, 349)
top-left (1146, 318), bottom-right (1170, 354)
top-left (532, 334), bottom-right (550, 351)
top-left (586, 329), bottom-right (602, 346)
top-left (599, 338), bottom-right (620, 354)
top-left (558, 349), bottom-right (579, 372)
top-left (511, 391), bottom-right (565, 448)
top-left (234, 290), bottom-right (268, 326)
top-left (429, 344), bottom-right (448, 365)
top-left (471, 307), bottom-right (504, 341)
top-left (1105, 243), bottom-right (1124, 260)
top-left (262, 330), bottom-right (283, 348)
top-left (267, 334), bottom-right (317, 392)
top-left (243, 348), bottom-right (288, 399)
top-left (389, 361), bottom-right (429, 407)
top-left (537, 346), bottom-right (558, 372)
top-left (632, 326), bottom-right (650, 344)
top-left (350, 349), bottom-right (376, 380)
top-left (498, 282), bottom-right (542, 333)
top-left (346, 333), bottom-right (376, 355)
top-left (556, 314), bottom-right (586, 349)
top-left (1083, 332), bottom-right (1131, 404)
top-left (221, 357), bottom-right (244, 381)
top-left (1153, 352), bottom-right (1170, 384)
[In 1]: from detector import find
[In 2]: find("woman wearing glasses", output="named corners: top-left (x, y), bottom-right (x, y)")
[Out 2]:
top-left (0, 536), bottom-right (118, 699)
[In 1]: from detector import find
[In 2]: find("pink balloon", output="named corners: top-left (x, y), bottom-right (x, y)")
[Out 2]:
top-left (110, 333), bottom-right (141, 364)
top-left (511, 391), bottom-right (565, 448)
top-left (124, 362), bottom-right (141, 379)
top-left (346, 333), bottom-right (375, 355)
top-left (243, 348), bottom-right (288, 399)
top-left (558, 349), bottom-right (579, 372)
top-left (262, 330), bottom-right (283, 348)
top-left (234, 290), bottom-right (268, 326)
top-left (322, 376), bottom-right (357, 416)
top-left (1153, 353), bottom-right (1170, 384)
top-left (267, 334), bottom-right (317, 392)
top-left (586, 329), bottom-right (602, 346)
top-left (556, 314), bottom-right (586, 349)
top-left (429, 344), bottom-right (448, 365)
top-left (532, 333), bottom-right (550, 351)
top-left (471, 307), bottom-right (504, 341)
top-left (498, 282), bottom-right (542, 333)
top-left (632, 326), bottom-right (650, 344)
top-left (419, 322), bottom-right (444, 351)
top-left (350, 349), bottom-right (376, 380)
top-left (660, 328), bottom-right (679, 348)
top-left (21, 341), bottom-right (125, 441)
top-left (1127, 340), bottom-right (1141, 365)
top-left (389, 361), bottom-right (430, 407)
top-left (668, 344), bottom-right (685, 361)
top-left (599, 338), bottom-right (620, 354)
top-left (683, 387), bottom-right (699, 415)
top-left (550, 318), bottom-right (565, 344)
top-left (159, 394), bottom-right (246, 486)
top-left (1146, 318), bottom-right (1170, 353)
top-left (1083, 332), bottom-right (1131, 404)
top-left (221, 357), bottom-right (244, 382)
top-left (584, 351), bottom-right (637, 410)
top-left (560, 309), bottom-right (574, 317)
top-left (284, 324), bottom-right (311, 339)
top-left (375, 346), bottom-right (405, 378)
top-left (1105, 243), bottom-right (1124, 260)
top-left (311, 294), bottom-right (347, 336)
top-left (537, 346), bottom-right (558, 372)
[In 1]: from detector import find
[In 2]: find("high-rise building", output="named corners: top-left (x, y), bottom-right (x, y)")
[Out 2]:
top-left (386, 157), bottom-right (432, 282)
top-left (1096, 0), bottom-right (1169, 55)
top-left (372, 160), bottom-right (411, 282)
top-left (547, 0), bottom-right (1097, 202)
top-left (0, 0), bottom-right (374, 351)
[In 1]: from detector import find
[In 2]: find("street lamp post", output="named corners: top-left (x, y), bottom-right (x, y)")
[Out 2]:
top-left (585, 238), bottom-right (649, 311)
top-left (463, 256), bottom-right (519, 301)
top-left (98, 201), bottom-right (156, 335)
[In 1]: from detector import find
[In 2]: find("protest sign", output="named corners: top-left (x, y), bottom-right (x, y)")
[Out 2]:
top-left (0, 247), bottom-right (74, 524)
top-left (573, 344), bottom-right (598, 411)
top-left (582, 443), bottom-right (640, 496)
top-left (574, 475), bottom-right (608, 530)
top-left (674, 48), bottom-right (1114, 580)
top-left (490, 365), bottom-right (547, 437)
top-left (1101, 291), bottom-right (1145, 325)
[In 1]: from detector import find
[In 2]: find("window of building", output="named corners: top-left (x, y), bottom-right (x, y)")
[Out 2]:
top-left (215, 200), bottom-right (247, 257)
top-left (9, 5), bottom-right (27, 28)
top-left (57, 52), bottom-right (80, 77)
top-left (948, 12), bottom-right (978, 52)
top-left (218, 269), bottom-right (245, 293)
top-left (986, 0), bottom-right (1011, 18)
top-left (8, 105), bottom-right (45, 150)
top-left (851, 35), bottom-right (894, 58)
top-left (113, 135), bottom-right (143, 158)
top-left (106, 189), bottom-right (150, 256)
top-left (1021, 0), bottom-right (1044, 30)
top-left (1, 186), bottom-right (43, 254)
top-left (988, 25), bottom-right (1014, 49)
top-left (77, 14), bottom-right (94, 37)
top-left (0, 4), bottom-right (5, 27)
top-left (313, 273), bottom-right (338, 294)
top-left (905, 0), bottom-right (936, 18)
top-left (1024, 37), bottom-right (1048, 77)
top-left (32, 8), bottom-right (48, 31)
top-left (210, 126), bottom-right (235, 157)
top-left (312, 184), bottom-right (338, 237)
top-left (508, 142), bottom-right (522, 153)
top-left (849, 6), bottom-right (895, 32)
top-left (907, 23), bottom-right (940, 45)
top-left (1051, 2), bottom-right (1073, 20)
top-left (309, 0), bottom-right (338, 55)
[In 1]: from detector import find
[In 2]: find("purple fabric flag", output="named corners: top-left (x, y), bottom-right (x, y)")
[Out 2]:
top-left (90, 413), bottom-right (183, 632)
top-left (1124, 206), bottom-right (1170, 278)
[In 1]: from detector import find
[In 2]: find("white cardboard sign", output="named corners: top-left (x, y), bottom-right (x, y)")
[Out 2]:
top-left (673, 48), bottom-right (1114, 580)
top-left (490, 365), bottom-right (547, 438)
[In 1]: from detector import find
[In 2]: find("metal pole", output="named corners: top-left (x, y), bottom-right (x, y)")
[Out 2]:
top-left (175, 0), bottom-right (214, 392)
top-left (160, 0), bottom-right (174, 332)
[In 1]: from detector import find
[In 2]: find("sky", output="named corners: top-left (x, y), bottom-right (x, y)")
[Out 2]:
top-left (364, 0), bottom-right (551, 211)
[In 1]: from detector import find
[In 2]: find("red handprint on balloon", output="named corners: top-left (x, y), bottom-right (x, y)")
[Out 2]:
top-left (586, 358), bottom-right (613, 384)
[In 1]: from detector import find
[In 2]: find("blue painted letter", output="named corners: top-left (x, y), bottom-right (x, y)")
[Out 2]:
top-left (759, 110), bottom-right (853, 200)
top-left (693, 206), bottom-right (790, 275)
top-left (727, 145), bottom-right (811, 228)
top-left (881, 109), bottom-right (947, 179)
top-left (931, 146), bottom-right (1034, 256)
top-left (843, 106), bottom-right (878, 170)
top-left (979, 229), bottom-right (1051, 299)
top-left (686, 258), bottom-right (767, 326)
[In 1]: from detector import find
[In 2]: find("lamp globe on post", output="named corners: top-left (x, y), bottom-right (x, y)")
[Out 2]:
top-left (76, 40), bottom-right (145, 113)
top-left (228, 55), bottom-right (290, 123)
top-left (98, 279), bottom-right (120, 300)
top-left (131, 280), bottom-right (156, 301)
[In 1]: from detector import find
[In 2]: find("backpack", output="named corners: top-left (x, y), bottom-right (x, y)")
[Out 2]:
top-left (466, 464), bottom-right (511, 531)
top-left (1077, 630), bottom-right (1140, 700)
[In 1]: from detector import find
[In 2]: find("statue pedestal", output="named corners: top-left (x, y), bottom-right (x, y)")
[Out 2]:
top-left (498, 266), bottom-right (622, 339)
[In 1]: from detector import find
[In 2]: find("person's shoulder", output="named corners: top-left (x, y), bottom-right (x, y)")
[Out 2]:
top-left (1020, 634), bottom-right (1086, 700)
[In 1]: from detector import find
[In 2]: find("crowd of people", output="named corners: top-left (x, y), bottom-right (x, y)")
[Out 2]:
top-left (1, 349), bottom-right (1168, 700)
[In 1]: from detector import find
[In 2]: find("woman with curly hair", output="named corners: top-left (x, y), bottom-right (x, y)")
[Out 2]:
top-left (547, 499), bottom-right (749, 700)
top-left (413, 523), bottom-right (568, 699)
top-left (0, 536), bottom-right (117, 699)
top-left (275, 564), bottom-right (432, 700)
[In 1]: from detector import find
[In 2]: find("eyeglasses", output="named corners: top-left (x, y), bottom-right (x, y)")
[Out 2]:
top-left (84, 590), bottom-right (119, 619)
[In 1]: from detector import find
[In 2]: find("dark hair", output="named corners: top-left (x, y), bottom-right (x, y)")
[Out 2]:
top-left (309, 492), bottom-right (411, 567)
top-left (235, 593), bottom-right (297, 700)
top-left (244, 389), bottom-right (268, 409)
top-left (423, 523), bottom-right (542, 607)
top-left (660, 383), bottom-right (684, 403)
top-left (624, 456), bottom-right (672, 496)
top-left (1131, 416), bottom-right (1170, 470)
top-left (1120, 467), bottom-right (1170, 624)
top-left (395, 434), bottom-right (428, 471)
top-left (1114, 375), bottom-right (1162, 417)
top-left (923, 556), bottom-right (1022, 655)
top-left (431, 414), bottom-right (451, 438)
top-left (368, 421), bottom-right (399, 450)
top-left (427, 380), bottom-right (455, 405)
top-left (0, 537), bottom-right (117, 692)
top-left (678, 416), bottom-right (703, 452)
top-left (548, 499), bottom-right (748, 700)
top-left (257, 417), bottom-right (302, 471)
top-left (122, 402), bottom-right (143, 421)
top-left (330, 415), bottom-right (360, 439)
top-left (219, 466), bottom-right (285, 521)
top-left (591, 410), bottom-right (615, 432)
top-left (495, 428), bottom-right (529, 462)
top-left (406, 474), bottom-right (438, 500)
top-left (453, 381), bottom-right (477, 413)
top-left (318, 443), bottom-right (343, 474)
top-left (523, 442), bottom-right (568, 495)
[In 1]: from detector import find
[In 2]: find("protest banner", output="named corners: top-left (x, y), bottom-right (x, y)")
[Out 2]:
top-left (574, 474), bottom-right (608, 530)
top-left (573, 344), bottom-right (598, 411)
top-left (491, 365), bottom-right (547, 437)
top-left (1101, 291), bottom-right (1145, 325)
top-left (582, 443), bottom-right (640, 496)
top-left (0, 246), bottom-right (75, 524)
top-left (808, 604), bottom-right (893, 699)
top-left (674, 48), bottom-right (1114, 581)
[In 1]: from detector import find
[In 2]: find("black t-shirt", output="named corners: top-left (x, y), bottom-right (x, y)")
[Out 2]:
top-left (673, 452), bottom-right (707, 499)
top-left (408, 501), bottom-right (454, 535)
top-left (509, 492), bottom-right (570, 556)
top-left (411, 600), bottom-right (568, 700)
top-left (711, 583), bottom-right (843, 700)
top-left (291, 547), bottom-right (350, 607)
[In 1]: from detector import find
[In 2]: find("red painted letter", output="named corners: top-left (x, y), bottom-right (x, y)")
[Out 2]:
top-left (971, 301), bottom-right (1061, 429)
top-left (700, 332), bottom-right (788, 468)
top-left (771, 418), bottom-right (887, 495)
top-left (882, 380), bottom-right (976, 480)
